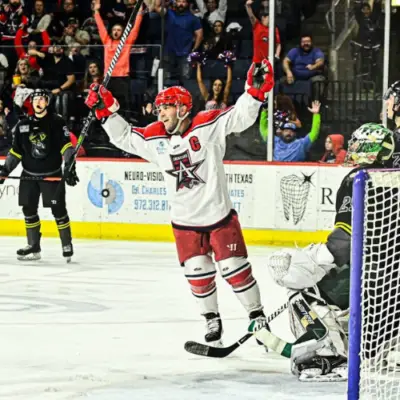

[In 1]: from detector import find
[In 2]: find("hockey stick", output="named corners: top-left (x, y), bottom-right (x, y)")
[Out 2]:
top-left (184, 302), bottom-right (289, 358)
top-left (0, 176), bottom-right (61, 182)
top-left (52, 0), bottom-right (144, 201)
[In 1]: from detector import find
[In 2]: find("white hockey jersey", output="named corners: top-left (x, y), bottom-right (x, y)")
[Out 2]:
top-left (102, 92), bottom-right (262, 228)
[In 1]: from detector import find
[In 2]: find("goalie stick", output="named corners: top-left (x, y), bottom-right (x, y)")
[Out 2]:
top-left (184, 302), bottom-right (288, 358)
top-left (52, 0), bottom-right (145, 202)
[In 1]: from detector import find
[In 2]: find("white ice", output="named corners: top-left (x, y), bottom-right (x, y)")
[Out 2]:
top-left (0, 238), bottom-right (346, 399)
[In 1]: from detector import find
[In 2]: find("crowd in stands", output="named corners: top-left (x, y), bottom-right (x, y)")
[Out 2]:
top-left (0, 0), bottom-right (351, 164)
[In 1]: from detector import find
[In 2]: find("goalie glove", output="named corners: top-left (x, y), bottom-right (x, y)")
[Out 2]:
top-left (268, 243), bottom-right (336, 290)
top-left (85, 83), bottom-right (120, 120)
top-left (246, 58), bottom-right (275, 102)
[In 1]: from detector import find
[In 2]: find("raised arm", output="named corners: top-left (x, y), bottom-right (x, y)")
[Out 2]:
top-left (85, 84), bottom-right (159, 163)
top-left (259, 108), bottom-right (268, 142)
top-left (222, 65), bottom-right (232, 105)
top-left (126, 6), bottom-right (144, 46)
top-left (196, 63), bottom-right (209, 101)
top-left (93, 1), bottom-right (109, 44)
top-left (206, 60), bottom-right (274, 142)
top-left (307, 101), bottom-right (321, 143)
top-left (245, 0), bottom-right (257, 26)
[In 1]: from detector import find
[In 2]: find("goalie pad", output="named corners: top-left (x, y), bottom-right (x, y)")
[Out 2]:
top-left (268, 243), bottom-right (336, 290)
top-left (289, 291), bottom-right (348, 382)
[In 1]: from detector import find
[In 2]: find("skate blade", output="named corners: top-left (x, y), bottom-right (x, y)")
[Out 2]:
top-left (65, 256), bottom-right (72, 263)
top-left (17, 253), bottom-right (41, 261)
top-left (299, 368), bottom-right (348, 382)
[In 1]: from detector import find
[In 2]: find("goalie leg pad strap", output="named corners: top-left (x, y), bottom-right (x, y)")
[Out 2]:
top-left (184, 255), bottom-right (218, 315)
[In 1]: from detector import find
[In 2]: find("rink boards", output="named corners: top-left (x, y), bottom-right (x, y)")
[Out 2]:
top-left (0, 158), bottom-right (351, 246)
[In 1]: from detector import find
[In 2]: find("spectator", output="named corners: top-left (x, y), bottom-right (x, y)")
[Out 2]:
top-left (320, 134), bottom-right (347, 164)
top-left (0, 99), bottom-right (10, 155)
top-left (81, 60), bottom-right (103, 92)
top-left (203, 20), bottom-right (233, 60)
top-left (15, 29), bottom-right (51, 71)
top-left (282, 34), bottom-right (325, 85)
top-left (351, 0), bottom-right (381, 81)
top-left (196, 62), bottom-right (232, 110)
top-left (0, 0), bottom-right (29, 68)
top-left (93, 0), bottom-right (143, 117)
top-left (27, 0), bottom-right (52, 35)
top-left (62, 17), bottom-right (91, 56)
top-left (31, 43), bottom-right (76, 94)
top-left (195, 0), bottom-right (227, 30)
top-left (13, 59), bottom-right (40, 90)
top-left (50, 0), bottom-right (82, 41)
top-left (68, 43), bottom-right (87, 82)
top-left (245, 0), bottom-right (281, 63)
top-left (154, 0), bottom-right (203, 81)
top-left (260, 100), bottom-right (321, 162)
top-left (275, 94), bottom-right (301, 128)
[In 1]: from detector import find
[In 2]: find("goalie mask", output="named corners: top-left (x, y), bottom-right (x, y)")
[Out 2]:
top-left (344, 123), bottom-right (395, 167)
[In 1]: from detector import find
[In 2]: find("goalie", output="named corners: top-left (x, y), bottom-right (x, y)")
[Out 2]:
top-left (263, 122), bottom-right (396, 382)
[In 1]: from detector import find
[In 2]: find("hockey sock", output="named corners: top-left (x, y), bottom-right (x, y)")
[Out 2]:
top-left (55, 214), bottom-right (72, 246)
top-left (24, 214), bottom-right (41, 246)
top-left (219, 258), bottom-right (262, 313)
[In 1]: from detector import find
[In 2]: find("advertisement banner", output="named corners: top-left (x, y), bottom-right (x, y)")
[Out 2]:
top-left (0, 160), bottom-right (352, 232)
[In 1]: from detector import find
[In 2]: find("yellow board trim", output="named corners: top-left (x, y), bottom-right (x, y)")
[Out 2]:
top-left (0, 219), bottom-right (330, 246)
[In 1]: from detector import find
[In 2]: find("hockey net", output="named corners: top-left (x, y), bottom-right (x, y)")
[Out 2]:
top-left (348, 169), bottom-right (400, 400)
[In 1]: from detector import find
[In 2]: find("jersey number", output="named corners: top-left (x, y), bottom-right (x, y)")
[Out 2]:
top-left (190, 136), bottom-right (201, 152)
top-left (339, 196), bottom-right (352, 213)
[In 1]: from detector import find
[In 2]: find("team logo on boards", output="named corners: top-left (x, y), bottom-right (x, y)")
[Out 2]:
top-left (165, 150), bottom-right (205, 191)
top-left (87, 169), bottom-right (124, 214)
top-left (280, 172), bottom-right (314, 225)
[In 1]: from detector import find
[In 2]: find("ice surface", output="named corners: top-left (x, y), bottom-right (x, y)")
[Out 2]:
top-left (0, 238), bottom-right (346, 399)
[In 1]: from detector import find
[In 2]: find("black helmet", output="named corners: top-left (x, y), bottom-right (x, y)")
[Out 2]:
top-left (383, 81), bottom-right (400, 119)
top-left (30, 88), bottom-right (50, 104)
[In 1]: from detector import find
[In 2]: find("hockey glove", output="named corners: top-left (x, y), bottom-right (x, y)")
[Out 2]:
top-left (85, 83), bottom-right (120, 120)
top-left (246, 58), bottom-right (275, 102)
top-left (64, 160), bottom-right (79, 187)
top-left (0, 164), bottom-right (8, 185)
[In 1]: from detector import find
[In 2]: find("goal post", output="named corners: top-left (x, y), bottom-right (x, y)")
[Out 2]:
top-left (348, 169), bottom-right (400, 399)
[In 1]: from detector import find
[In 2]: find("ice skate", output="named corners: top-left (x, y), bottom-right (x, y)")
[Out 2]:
top-left (204, 312), bottom-right (223, 347)
top-left (62, 244), bottom-right (73, 263)
top-left (17, 243), bottom-right (41, 261)
top-left (295, 355), bottom-right (347, 382)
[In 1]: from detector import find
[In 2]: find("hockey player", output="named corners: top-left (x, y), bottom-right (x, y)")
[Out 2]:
top-left (263, 122), bottom-right (396, 382)
top-left (84, 59), bottom-right (275, 345)
top-left (0, 89), bottom-right (79, 262)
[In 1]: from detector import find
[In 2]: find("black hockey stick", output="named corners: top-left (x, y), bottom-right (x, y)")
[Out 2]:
top-left (1, 176), bottom-right (62, 182)
top-left (184, 302), bottom-right (289, 358)
top-left (52, 0), bottom-right (144, 201)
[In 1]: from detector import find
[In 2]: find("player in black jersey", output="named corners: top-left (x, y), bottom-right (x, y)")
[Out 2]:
top-left (0, 89), bottom-right (79, 262)
top-left (264, 123), bottom-right (396, 382)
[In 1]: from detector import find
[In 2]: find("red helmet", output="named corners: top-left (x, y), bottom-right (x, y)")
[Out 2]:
top-left (155, 86), bottom-right (193, 112)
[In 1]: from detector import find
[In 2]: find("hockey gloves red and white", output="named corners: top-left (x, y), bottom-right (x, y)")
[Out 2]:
top-left (85, 83), bottom-right (120, 120)
top-left (246, 58), bottom-right (275, 102)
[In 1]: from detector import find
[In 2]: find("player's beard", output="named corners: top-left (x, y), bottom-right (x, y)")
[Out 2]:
top-left (282, 134), bottom-right (296, 143)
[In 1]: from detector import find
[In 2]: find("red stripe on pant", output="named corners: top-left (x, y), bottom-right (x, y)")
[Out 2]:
top-left (224, 265), bottom-right (255, 290)
top-left (187, 276), bottom-right (216, 297)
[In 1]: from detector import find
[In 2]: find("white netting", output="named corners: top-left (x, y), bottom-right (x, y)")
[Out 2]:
top-left (360, 170), bottom-right (400, 399)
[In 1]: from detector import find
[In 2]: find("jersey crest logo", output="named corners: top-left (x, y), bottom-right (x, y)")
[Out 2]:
top-left (165, 150), bottom-right (205, 191)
